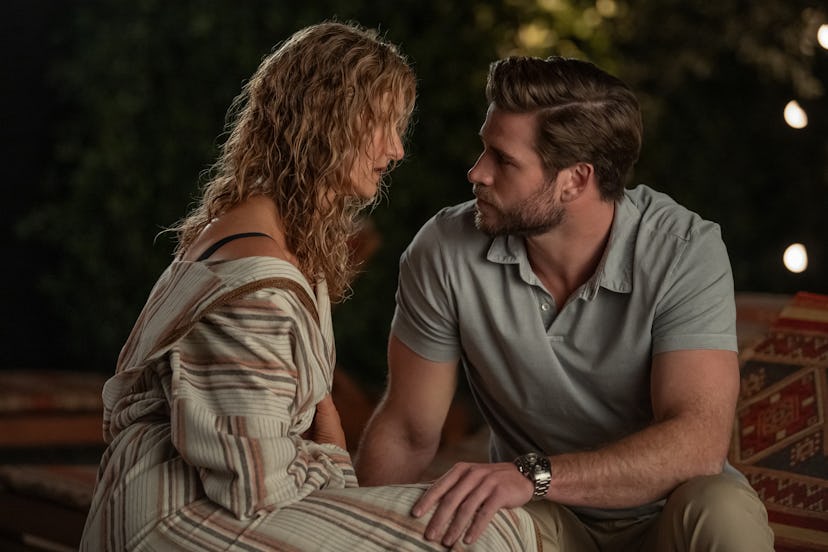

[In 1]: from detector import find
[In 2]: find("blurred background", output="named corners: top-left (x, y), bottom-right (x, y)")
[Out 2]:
top-left (3, 0), bottom-right (826, 393)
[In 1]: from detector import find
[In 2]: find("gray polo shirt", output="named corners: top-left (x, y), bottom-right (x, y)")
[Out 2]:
top-left (391, 185), bottom-right (739, 519)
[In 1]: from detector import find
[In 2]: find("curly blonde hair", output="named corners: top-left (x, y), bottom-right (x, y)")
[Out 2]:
top-left (174, 21), bottom-right (416, 300)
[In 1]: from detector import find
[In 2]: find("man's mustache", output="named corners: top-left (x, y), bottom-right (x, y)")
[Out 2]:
top-left (472, 185), bottom-right (494, 204)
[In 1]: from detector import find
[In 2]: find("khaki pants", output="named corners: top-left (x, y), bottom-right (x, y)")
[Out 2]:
top-left (524, 474), bottom-right (774, 552)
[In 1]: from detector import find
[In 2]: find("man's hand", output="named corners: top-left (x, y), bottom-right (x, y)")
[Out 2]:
top-left (304, 393), bottom-right (347, 450)
top-left (411, 461), bottom-right (534, 546)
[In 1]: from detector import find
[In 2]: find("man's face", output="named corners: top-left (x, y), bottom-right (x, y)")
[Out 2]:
top-left (468, 104), bottom-right (564, 236)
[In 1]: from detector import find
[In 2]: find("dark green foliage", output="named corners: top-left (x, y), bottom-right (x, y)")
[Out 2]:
top-left (604, 0), bottom-right (827, 294)
top-left (10, 1), bottom-right (826, 382)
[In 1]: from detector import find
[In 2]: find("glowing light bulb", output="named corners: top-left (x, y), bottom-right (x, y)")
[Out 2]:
top-left (783, 243), bottom-right (808, 273)
top-left (819, 24), bottom-right (828, 50)
top-left (784, 101), bottom-right (808, 129)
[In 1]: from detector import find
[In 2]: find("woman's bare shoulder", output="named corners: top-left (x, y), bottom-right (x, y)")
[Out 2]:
top-left (179, 196), bottom-right (297, 265)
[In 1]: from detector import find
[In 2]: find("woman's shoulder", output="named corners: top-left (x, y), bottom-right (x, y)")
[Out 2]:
top-left (202, 257), bottom-right (320, 315)
top-left (179, 196), bottom-right (297, 265)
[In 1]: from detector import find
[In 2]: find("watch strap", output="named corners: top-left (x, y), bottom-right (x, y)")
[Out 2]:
top-left (513, 452), bottom-right (551, 501)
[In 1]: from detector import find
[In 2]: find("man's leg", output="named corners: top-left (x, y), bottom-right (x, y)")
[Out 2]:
top-left (523, 500), bottom-right (600, 552)
top-left (641, 473), bottom-right (775, 552)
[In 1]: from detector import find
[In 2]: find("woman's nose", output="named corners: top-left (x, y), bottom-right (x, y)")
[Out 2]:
top-left (388, 128), bottom-right (404, 161)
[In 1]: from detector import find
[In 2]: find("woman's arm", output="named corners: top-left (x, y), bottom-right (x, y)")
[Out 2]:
top-left (170, 287), bottom-right (356, 520)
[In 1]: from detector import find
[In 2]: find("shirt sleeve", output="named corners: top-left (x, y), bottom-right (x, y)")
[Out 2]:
top-left (652, 222), bottom-right (738, 354)
top-left (390, 216), bottom-right (462, 362)
top-left (169, 288), bottom-right (357, 520)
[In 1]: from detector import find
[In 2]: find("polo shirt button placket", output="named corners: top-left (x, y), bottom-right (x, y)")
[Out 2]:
top-left (540, 302), bottom-right (555, 331)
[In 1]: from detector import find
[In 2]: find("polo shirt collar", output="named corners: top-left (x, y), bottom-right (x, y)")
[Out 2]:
top-left (486, 233), bottom-right (522, 265)
top-left (484, 193), bottom-right (640, 299)
top-left (587, 194), bottom-right (638, 297)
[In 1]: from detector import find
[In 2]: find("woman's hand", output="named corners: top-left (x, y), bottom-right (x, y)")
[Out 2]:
top-left (304, 393), bottom-right (347, 450)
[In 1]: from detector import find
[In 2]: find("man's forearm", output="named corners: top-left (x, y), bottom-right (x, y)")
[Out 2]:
top-left (355, 418), bottom-right (439, 486)
top-left (545, 414), bottom-right (728, 508)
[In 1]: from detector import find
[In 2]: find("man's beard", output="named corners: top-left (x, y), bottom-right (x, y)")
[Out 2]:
top-left (473, 182), bottom-right (565, 237)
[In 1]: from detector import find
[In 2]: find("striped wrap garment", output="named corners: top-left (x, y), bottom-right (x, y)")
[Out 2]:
top-left (80, 257), bottom-right (540, 551)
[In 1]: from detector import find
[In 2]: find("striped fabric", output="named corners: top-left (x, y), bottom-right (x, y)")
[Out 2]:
top-left (80, 258), bottom-right (539, 551)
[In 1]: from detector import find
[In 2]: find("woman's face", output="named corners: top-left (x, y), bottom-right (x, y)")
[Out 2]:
top-left (349, 96), bottom-right (405, 199)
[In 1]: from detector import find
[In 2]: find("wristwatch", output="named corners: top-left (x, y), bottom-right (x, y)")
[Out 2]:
top-left (513, 452), bottom-right (552, 501)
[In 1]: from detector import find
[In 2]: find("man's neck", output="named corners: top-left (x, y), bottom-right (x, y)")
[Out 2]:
top-left (525, 199), bottom-right (616, 308)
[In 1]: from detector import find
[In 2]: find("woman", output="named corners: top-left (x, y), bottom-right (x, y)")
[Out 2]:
top-left (80, 22), bottom-right (539, 551)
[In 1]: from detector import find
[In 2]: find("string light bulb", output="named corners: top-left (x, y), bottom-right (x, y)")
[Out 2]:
top-left (783, 243), bottom-right (808, 273)
top-left (818, 24), bottom-right (828, 50)
top-left (784, 100), bottom-right (808, 129)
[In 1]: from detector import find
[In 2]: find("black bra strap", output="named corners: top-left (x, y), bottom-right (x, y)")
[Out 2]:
top-left (196, 232), bottom-right (274, 261)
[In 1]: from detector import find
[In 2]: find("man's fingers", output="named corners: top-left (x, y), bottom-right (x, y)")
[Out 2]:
top-left (412, 462), bottom-right (531, 545)
top-left (440, 477), bottom-right (494, 546)
top-left (462, 498), bottom-right (499, 544)
top-left (421, 464), bottom-right (487, 543)
top-left (423, 473), bottom-right (475, 539)
top-left (412, 462), bottom-right (471, 517)
top-left (412, 469), bottom-right (455, 517)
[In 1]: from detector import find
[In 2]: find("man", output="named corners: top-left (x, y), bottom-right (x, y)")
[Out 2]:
top-left (355, 56), bottom-right (774, 551)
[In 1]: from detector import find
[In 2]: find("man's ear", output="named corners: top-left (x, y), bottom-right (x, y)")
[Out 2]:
top-left (559, 162), bottom-right (594, 202)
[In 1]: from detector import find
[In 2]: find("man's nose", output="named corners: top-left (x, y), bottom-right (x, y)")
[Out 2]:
top-left (467, 154), bottom-right (489, 186)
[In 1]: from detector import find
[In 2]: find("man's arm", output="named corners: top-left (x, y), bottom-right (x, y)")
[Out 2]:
top-left (355, 335), bottom-right (459, 486)
top-left (414, 348), bottom-right (740, 546)
top-left (544, 348), bottom-right (739, 506)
